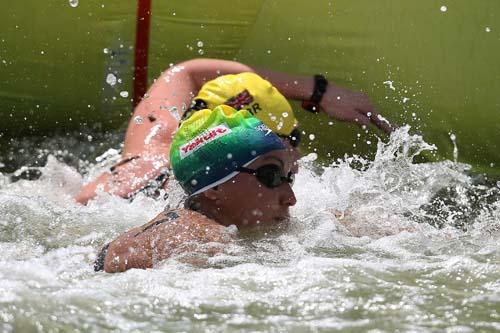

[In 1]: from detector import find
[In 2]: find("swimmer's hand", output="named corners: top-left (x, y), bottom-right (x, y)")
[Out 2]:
top-left (320, 84), bottom-right (395, 134)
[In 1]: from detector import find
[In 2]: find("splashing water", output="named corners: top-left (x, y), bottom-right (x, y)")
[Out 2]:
top-left (0, 127), bottom-right (499, 332)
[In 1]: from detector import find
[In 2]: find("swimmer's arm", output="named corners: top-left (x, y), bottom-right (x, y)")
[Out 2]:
top-left (75, 151), bottom-right (169, 204)
top-left (255, 70), bottom-right (394, 133)
top-left (75, 58), bottom-right (391, 204)
top-left (102, 211), bottom-right (230, 273)
top-left (123, 58), bottom-right (255, 151)
top-left (173, 59), bottom-right (394, 133)
top-left (75, 59), bottom-right (261, 204)
top-left (75, 59), bottom-right (259, 204)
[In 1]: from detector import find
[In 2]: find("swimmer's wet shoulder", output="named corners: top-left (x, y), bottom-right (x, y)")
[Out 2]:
top-left (96, 209), bottom-right (232, 273)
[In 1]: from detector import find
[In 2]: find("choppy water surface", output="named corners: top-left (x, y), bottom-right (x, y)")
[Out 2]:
top-left (1, 127), bottom-right (499, 332)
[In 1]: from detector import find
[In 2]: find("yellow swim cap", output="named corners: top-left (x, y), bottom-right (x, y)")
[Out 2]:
top-left (193, 73), bottom-right (297, 136)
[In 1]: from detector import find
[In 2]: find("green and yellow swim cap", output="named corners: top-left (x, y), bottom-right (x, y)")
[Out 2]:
top-left (192, 73), bottom-right (297, 136)
top-left (170, 105), bottom-right (285, 195)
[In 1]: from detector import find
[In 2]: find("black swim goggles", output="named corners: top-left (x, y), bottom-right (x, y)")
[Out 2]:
top-left (279, 128), bottom-right (301, 148)
top-left (237, 164), bottom-right (295, 188)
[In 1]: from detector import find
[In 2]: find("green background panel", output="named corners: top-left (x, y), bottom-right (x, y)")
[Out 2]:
top-left (1, 1), bottom-right (499, 176)
top-left (0, 1), bottom-right (137, 135)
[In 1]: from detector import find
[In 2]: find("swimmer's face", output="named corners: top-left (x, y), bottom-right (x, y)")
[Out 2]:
top-left (205, 149), bottom-right (296, 229)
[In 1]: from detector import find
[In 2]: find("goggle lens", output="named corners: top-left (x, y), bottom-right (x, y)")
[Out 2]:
top-left (238, 164), bottom-right (294, 188)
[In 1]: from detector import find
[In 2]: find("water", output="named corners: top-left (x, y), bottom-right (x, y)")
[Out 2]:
top-left (1, 127), bottom-right (499, 332)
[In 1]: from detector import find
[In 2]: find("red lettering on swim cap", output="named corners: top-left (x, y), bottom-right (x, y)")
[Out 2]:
top-left (203, 130), bottom-right (216, 141)
top-left (179, 124), bottom-right (232, 159)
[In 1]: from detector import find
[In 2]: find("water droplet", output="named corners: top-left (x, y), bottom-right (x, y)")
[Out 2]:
top-left (103, 48), bottom-right (109, 54)
top-left (485, 27), bottom-right (491, 32)
top-left (282, 112), bottom-right (289, 118)
top-left (440, 5), bottom-right (447, 12)
top-left (106, 73), bottom-right (117, 86)
top-left (251, 150), bottom-right (257, 156)
top-left (197, 41), bottom-right (204, 48)
top-left (198, 49), bottom-right (204, 55)
top-left (383, 80), bottom-right (396, 91)
top-left (120, 91), bottom-right (129, 98)
top-left (227, 153), bottom-right (233, 159)
top-left (496, 181), bottom-right (500, 188)
top-left (69, 0), bottom-right (79, 8)
top-left (267, 49), bottom-right (271, 54)
top-left (134, 116), bottom-right (143, 124)
top-left (449, 133), bottom-right (458, 162)
top-left (309, 134), bottom-right (315, 141)
top-left (40, 51), bottom-right (45, 55)
top-left (191, 179), bottom-right (198, 186)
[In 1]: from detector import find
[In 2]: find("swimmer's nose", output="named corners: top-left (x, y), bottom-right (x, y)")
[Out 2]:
top-left (280, 184), bottom-right (297, 207)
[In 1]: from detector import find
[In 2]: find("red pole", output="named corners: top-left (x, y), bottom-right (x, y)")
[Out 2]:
top-left (133, 0), bottom-right (152, 106)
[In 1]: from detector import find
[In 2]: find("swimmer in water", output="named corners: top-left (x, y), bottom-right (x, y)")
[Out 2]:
top-left (94, 105), bottom-right (296, 273)
top-left (76, 58), bottom-right (393, 204)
